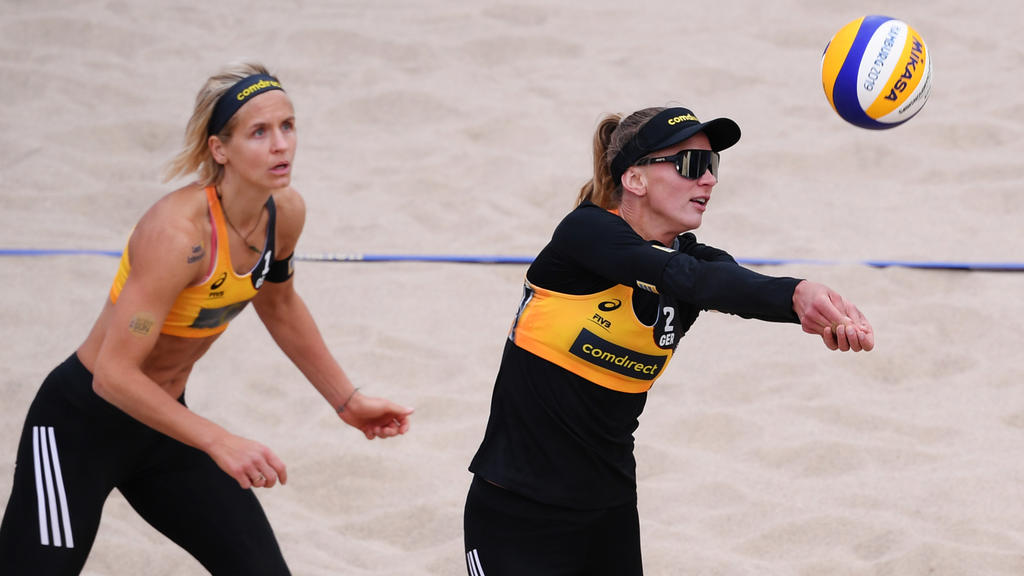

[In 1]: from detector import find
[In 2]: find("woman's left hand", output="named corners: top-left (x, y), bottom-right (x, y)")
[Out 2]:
top-left (338, 391), bottom-right (414, 439)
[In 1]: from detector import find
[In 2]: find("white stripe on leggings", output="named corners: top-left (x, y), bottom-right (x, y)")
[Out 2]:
top-left (47, 427), bottom-right (74, 548)
top-left (466, 549), bottom-right (485, 576)
top-left (32, 426), bottom-right (74, 548)
top-left (32, 427), bottom-right (48, 546)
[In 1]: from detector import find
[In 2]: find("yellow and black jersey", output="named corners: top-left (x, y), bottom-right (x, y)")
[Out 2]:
top-left (509, 281), bottom-right (677, 394)
top-left (470, 202), bottom-right (802, 510)
top-left (109, 186), bottom-right (288, 338)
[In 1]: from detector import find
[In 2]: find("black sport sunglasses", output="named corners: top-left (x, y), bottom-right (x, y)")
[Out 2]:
top-left (633, 149), bottom-right (720, 180)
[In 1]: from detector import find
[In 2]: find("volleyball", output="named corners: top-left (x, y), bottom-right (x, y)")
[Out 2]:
top-left (821, 15), bottom-right (932, 129)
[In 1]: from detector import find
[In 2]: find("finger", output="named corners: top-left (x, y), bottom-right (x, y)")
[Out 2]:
top-left (249, 460), bottom-right (276, 488)
top-left (829, 291), bottom-right (860, 325)
top-left (844, 302), bottom-right (864, 323)
top-left (386, 420), bottom-right (406, 436)
top-left (822, 325), bottom-right (839, 351)
top-left (803, 309), bottom-right (850, 337)
top-left (840, 299), bottom-right (874, 338)
top-left (397, 415), bottom-right (412, 435)
top-left (841, 325), bottom-right (857, 352)
top-left (800, 306), bottom-right (830, 334)
top-left (266, 452), bottom-right (288, 486)
top-left (814, 290), bottom-right (845, 323)
top-left (846, 325), bottom-right (863, 352)
top-left (836, 325), bottom-right (851, 352)
top-left (861, 326), bottom-right (875, 351)
top-left (385, 409), bottom-right (413, 436)
top-left (255, 466), bottom-right (277, 488)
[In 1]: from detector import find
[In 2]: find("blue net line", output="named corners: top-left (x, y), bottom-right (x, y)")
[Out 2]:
top-left (1, 248), bottom-right (1022, 271)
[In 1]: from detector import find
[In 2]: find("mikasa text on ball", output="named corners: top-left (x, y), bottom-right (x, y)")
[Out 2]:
top-left (821, 15), bottom-right (932, 129)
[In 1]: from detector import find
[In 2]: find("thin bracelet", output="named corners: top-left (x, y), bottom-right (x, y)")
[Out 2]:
top-left (336, 387), bottom-right (361, 414)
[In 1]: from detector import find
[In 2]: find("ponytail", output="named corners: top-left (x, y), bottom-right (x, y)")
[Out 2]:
top-left (575, 107), bottom-right (665, 209)
top-left (576, 114), bottom-right (621, 208)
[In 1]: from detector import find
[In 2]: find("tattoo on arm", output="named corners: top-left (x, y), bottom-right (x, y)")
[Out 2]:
top-left (187, 244), bottom-right (205, 264)
top-left (128, 313), bottom-right (156, 337)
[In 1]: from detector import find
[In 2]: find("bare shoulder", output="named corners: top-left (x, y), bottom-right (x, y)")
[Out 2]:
top-left (129, 183), bottom-right (210, 280)
top-left (271, 186), bottom-right (306, 256)
top-left (136, 184), bottom-right (207, 240)
top-left (272, 186), bottom-right (306, 219)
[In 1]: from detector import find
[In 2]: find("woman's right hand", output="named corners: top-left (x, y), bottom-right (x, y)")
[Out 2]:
top-left (207, 432), bottom-right (288, 489)
top-left (339, 392), bottom-right (414, 440)
top-left (792, 280), bottom-right (875, 352)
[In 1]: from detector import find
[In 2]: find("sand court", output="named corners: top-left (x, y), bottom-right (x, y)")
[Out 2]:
top-left (2, 1), bottom-right (1023, 574)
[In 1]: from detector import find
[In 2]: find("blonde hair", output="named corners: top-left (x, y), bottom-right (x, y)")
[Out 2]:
top-left (575, 107), bottom-right (665, 209)
top-left (164, 62), bottom-right (276, 185)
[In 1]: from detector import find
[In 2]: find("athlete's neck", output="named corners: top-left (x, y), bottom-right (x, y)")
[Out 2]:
top-left (617, 201), bottom-right (677, 247)
top-left (215, 178), bottom-right (272, 231)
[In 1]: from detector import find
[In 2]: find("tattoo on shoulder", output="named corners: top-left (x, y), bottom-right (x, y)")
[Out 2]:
top-left (128, 313), bottom-right (156, 337)
top-left (187, 244), bottom-right (205, 264)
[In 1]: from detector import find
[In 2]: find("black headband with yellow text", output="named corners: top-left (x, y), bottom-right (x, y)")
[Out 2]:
top-left (208, 74), bottom-right (285, 135)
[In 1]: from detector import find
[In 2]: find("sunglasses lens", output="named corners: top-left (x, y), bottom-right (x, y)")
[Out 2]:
top-left (677, 150), bottom-right (719, 179)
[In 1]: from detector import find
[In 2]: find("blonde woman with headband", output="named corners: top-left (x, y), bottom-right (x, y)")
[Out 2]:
top-left (464, 106), bottom-right (873, 575)
top-left (0, 62), bottom-right (413, 574)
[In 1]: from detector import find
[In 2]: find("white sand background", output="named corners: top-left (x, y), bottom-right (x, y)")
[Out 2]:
top-left (1, 1), bottom-right (1023, 574)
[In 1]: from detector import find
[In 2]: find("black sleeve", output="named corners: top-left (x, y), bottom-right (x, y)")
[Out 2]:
top-left (660, 256), bottom-right (801, 323)
top-left (542, 203), bottom-right (800, 323)
top-left (675, 232), bottom-right (736, 264)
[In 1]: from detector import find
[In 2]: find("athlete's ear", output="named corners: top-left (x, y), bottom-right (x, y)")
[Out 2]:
top-left (209, 135), bottom-right (228, 165)
top-left (621, 166), bottom-right (647, 198)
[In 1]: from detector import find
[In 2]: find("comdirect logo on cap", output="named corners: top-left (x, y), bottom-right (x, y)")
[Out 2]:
top-left (666, 113), bottom-right (698, 125)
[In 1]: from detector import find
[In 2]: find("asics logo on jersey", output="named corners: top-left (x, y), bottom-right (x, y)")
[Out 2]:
top-left (210, 272), bottom-right (227, 291)
top-left (598, 299), bottom-right (622, 311)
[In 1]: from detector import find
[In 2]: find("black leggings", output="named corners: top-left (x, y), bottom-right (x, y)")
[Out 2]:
top-left (0, 353), bottom-right (290, 575)
top-left (463, 475), bottom-right (642, 576)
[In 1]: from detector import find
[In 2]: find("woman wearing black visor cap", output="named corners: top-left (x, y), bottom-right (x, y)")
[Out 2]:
top-left (463, 106), bottom-right (874, 575)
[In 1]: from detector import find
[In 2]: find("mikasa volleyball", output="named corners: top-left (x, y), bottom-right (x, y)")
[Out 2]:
top-left (821, 15), bottom-right (932, 129)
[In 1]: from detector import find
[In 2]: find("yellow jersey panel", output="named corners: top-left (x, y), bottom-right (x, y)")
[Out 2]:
top-left (509, 281), bottom-right (675, 393)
